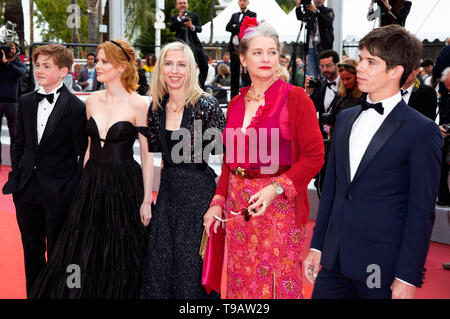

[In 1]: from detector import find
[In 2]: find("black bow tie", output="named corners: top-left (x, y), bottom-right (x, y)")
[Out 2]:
top-left (36, 87), bottom-right (63, 104)
top-left (401, 89), bottom-right (408, 96)
top-left (361, 100), bottom-right (384, 115)
top-left (326, 81), bottom-right (336, 88)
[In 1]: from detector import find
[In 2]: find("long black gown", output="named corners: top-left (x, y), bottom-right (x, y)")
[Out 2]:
top-left (29, 117), bottom-right (148, 299)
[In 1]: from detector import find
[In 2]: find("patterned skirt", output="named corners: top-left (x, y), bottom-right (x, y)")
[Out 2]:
top-left (224, 174), bottom-right (305, 299)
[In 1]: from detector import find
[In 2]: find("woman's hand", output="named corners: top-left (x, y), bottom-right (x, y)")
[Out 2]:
top-left (203, 205), bottom-right (223, 236)
top-left (247, 183), bottom-right (278, 218)
top-left (140, 201), bottom-right (153, 227)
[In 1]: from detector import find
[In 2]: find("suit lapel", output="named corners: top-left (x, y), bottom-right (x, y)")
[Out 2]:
top-left (29, 91), bottom-right (39, 149)
top-left (39, 85), bottom-right (69, 148)
top-left (351, 101), bottom-right (406, 185)
top-left (341, 107), bottom-right (363, 186)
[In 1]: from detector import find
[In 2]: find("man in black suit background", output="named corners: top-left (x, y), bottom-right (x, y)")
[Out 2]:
top-left (401, 65), bottom-right (437, 121)
top-left (170, 0), bottom-right (209, 88)
top-left (226, 0), bottom-right (257, 98)
top-left (2, 44), bottom-right (87, 296)
top-left (296, 0), bottom-right (335, 80)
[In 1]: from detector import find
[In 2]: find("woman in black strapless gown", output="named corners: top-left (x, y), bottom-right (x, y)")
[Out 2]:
top-left (29, 40), bottom-right (152, 299)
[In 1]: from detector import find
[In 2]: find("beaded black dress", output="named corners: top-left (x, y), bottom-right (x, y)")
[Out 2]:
top-left (29, 117), bottom-right (149, 299)
top-left (140, 94), bottom-right (225, 299)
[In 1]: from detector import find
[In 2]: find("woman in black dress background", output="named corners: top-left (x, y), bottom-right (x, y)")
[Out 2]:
top-left (140, 42), bottom-right (225, 299)
top-left (30, 39), bottom-right (153, 298)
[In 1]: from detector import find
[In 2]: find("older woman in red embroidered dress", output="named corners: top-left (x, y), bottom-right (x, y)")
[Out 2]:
top-left (203, 17), bottom-right (324, 299)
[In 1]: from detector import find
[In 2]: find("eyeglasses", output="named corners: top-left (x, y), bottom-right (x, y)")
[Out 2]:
top-left (319, 63), bottom-right (335, 69)
top-left (214, 207), bottom-right (251, 222)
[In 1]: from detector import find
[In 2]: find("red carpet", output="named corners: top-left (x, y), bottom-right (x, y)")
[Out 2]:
top-left (0, 165), bottom-right (449, 299)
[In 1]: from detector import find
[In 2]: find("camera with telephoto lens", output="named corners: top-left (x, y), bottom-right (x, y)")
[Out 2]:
top-left (0, 44), bottom-right (12, 62)
top-left (308, 78), bottom-right (321, 89)
top-left (303, 0), bottom-right (313, 6)
top-left (180, 10), bottom-right (190, 24)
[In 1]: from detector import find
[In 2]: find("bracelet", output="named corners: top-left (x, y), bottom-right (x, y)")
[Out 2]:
top-left (209, 197), bottom-right (225, 209)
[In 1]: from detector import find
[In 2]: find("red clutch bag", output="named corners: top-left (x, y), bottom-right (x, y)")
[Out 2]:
top-left (201, 224), bottom-right (225, 294)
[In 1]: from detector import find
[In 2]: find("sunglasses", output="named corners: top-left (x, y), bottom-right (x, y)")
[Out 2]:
top-left (214, 207), bottom-right (252, 222)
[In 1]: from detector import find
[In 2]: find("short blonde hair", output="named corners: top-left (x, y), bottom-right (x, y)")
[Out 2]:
top-left (96, 39), bottom-right (138, 93)
top-left (150, 41), bottom-right (204, 110)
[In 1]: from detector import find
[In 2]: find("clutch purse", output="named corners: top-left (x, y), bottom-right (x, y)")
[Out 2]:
top-left (201, 223), bottom-right (225, 294)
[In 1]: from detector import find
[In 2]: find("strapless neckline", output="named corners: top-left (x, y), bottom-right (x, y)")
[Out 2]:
top-left (88, 116), bottom-right (135, 141)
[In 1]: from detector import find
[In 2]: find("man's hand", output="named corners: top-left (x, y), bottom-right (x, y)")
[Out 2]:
top-left (305, 75), bottom-right (314, 95)
top-left (439, 125), bottom-right (450, 137)
top-left (391, 279), bottom-right (416, 299)
top-left (185, 18), bottom-right (194, 30)
top-left (1, 50), bottom-right (7, 64)
top-left (303, 250), bottom-right (321, 284)
top-left (381, 0), bottom-right (392, 11)
top-left (306, 4), bottom-right (318, 14)
top-left (297, 0), bottom-right (302, 7)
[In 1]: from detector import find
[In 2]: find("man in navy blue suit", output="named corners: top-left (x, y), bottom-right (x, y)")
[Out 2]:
top-left (303, 24), bottom-right (442, 299)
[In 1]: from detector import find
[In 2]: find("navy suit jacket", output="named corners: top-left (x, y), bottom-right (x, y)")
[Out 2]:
top-left (310, 99), bottom-right (442, 287)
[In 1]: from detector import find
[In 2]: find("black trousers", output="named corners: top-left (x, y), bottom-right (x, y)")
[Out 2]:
top-left (438, 136), bottom-right (450, 204)
top-left (230, 52), bottom-right (241, 99)
top-left (0, 102), bottom-right (17, 165)
top-left (193, 49), bottom-right (209, 90)
top-left (312, 266), bottom-right (392, 299)
top-left (13, 173), bottom-right (70, 296)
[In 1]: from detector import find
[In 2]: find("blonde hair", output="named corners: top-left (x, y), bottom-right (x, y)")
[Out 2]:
top-left (150, 41), bottom-right (204, 110)
top-left (337, 58), bottom-right (363, 99)
top-left (96, 39), bottom-right (138, 93)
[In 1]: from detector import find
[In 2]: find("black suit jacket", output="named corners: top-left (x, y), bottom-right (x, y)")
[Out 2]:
top-left (3, 84), bottom-right (88, 203)
top-left (170, 12), bottom-right (204, 52)
top-left (311, 100), bottom-right (442, 287)
top-left (406, 79), bottom-right (437, 121)
top-left (225, 9), bottom-right (257, 54)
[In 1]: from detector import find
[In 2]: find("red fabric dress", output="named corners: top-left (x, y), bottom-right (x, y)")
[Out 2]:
top-left (215, 79), bottom-right (324, 299)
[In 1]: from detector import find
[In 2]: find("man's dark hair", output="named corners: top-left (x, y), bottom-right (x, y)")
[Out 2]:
top-left (87, 52), bottom-right (96, 59)
top-left (421, 58), bottom-right (434, 68)
top-left (318, 50), bottom-right (340, 64)
top-left (359, 24), bottom-right (422, 87)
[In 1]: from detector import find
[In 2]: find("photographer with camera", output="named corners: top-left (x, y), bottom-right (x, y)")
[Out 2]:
top-left (305, 50), bottom-right (340, 137)
top-left (367, 0), bottom-right (412, 27)
top-left (305, 50), bottom-right (339, 195)
top-left (0, 41), bottom-right (26, 167)
top-left (170, 0), bottom-right (209, 88)
top-left (296, 0), bottom-right (335, 80)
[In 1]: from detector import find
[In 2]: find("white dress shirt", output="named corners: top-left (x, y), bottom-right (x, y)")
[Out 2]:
top-left (37, 83), bottom-right (63, 145)
top-left (401, 83), bottom-right (414, 105)
top-left (349, 92), bottom-right (401, 180)
top-left (324, 76), bottom-right (339, 113)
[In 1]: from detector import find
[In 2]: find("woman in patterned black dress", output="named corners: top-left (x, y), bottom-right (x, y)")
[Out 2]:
top-left (140, 42), bottom-right (226, 299)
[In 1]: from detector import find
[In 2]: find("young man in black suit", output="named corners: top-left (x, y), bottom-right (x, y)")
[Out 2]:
top-left (2, 44), bottom-right (87, 296)
top-left (226, 0), bottom-right (257, 98)
top-left (170, 0), bottom-right (209, 88)
top-left (304, 25), bottom-right (442, 299)
top-left (401, 65), bottom-right (437, 121)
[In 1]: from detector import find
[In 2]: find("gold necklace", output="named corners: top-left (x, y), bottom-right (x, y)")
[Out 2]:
top-left (168, 100), bottom-right (184, 113)
top-left (245, 85), bottom-right (265, 103)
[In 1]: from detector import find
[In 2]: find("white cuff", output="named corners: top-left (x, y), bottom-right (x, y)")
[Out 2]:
top-left (395, 277), bottom-right (416, 287)
top-left (310, 248), bottom-right (322, 254)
